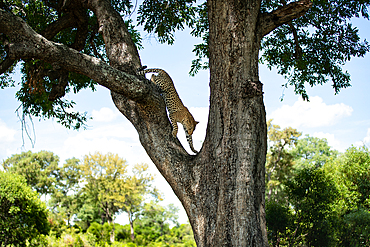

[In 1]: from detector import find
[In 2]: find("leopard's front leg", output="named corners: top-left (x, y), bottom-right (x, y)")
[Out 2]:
top-left (169, 113), bottom-right (178, 137)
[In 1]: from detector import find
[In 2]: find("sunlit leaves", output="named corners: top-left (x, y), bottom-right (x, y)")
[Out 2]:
top-left (266, 119), bottom-right (301, 202)
top-left (292, 135), bottom-right (339, 168)
top-left (1, 150), bottom-right (61, 196)
top-left (0, 171), bottom-right (50, 246)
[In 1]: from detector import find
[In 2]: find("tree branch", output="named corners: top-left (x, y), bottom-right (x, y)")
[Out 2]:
top-left (41, 13), bottom-right (76, 40)
top-left (85, 0), bottom-right (142, 73)
top-left (0, 8), bottom-right (149, 100)
top-left (0, 56), bottom-right (15, 74)
top-left (258, 0), bottom-right (312, 37)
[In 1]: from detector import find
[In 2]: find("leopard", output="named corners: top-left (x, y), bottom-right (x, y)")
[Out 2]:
top-left (137, 67), bottom-right (199, 153)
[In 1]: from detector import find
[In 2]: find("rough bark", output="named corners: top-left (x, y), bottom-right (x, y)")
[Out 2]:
top-left (0, 0), bottom-right (313, 246)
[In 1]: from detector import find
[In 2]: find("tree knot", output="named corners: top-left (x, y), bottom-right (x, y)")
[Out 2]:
top-left (242, 80), bottom-right (264, 98)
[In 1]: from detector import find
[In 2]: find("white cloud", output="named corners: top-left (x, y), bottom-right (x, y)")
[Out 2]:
top-left (364, 128), bottom-right (370, 144)
top-left (58, 121), bottom-right (149, 165)
top-left (0, 119), bottom-right (16, 142)
top-left (91, 107), bottom-right (118, 122)
top-left (356, 128), bottom-right (370, 148)
top-left (0, 119), bottom-right (18, 163)
top-left (269, 96), bottom-right (353, 129)
top-left (313, 132), bottom-right (343, 151)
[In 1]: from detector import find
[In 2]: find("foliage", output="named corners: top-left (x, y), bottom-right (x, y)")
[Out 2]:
top-left (265, 119), bottom-right (301, 202)
top-left (292, 135), bottom-right (339, 169)
top-left (266, 132), bottom-right (370, 246)
top-left (137, 0), bottom-right (196, 45)
top-left (0, 171), bottom-right (50, 246)
top-left (0, 149), bottom-right (194, 246)
top-left (340, 146), bottom-right (370, 207)
top-left (87, 222), bottom-right (115, 245)
top-left (0, 0), bottom-right (142, 129)
top-left (1, 150), bottom-right (61, 196)
top-left (80, 152), bottom-right (129, 226)
top-left (265, 201), bottom-right (292, 247)
top-left (133, 201), bottom-right (179, 244)
top-left (117, 163), bottom-right (162, 241)
top-left (47, 227), bottom-right (97, 247)
top-left (285, 167), bottom-right (339, 246)
top-left (333, 146), bottom-right (370, 246)
top-left (260, 0), bottom-right (370, 100)
top-left (49, 157), bottom-right (82, 226)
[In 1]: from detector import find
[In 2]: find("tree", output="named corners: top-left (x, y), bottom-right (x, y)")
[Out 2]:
top-left (1, 150), bottom-right (61, 197)
top-left (49, 157), bottom-right (82, 226)
top-left (285, 167), bottom-right (339, 247)
top-left (332, 146), bottom-right (370, 246)
top-left (1, 0), bottom-right (369, 245)
top-left (0, 171), bottom-right (50, 246)
top-left (135, 201), bottom-right (179, 243)
top-left (292, 135), bottom-right (339, 169)
top-left (265, 200), bottom-right (292, 247)
top-left (266, 119), bottom-right (301, 202)
top-left (116, 163), bottom-right (161, 241)
top-left (80, 152), bottom-right (128, 242)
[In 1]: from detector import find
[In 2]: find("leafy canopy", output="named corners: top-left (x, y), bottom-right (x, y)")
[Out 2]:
top-left (0, 171), bottom-right (50, 246)
top-left (1, 0), bottom-right (369, 128)
top-left (1, 150), bottom-right (61, 196)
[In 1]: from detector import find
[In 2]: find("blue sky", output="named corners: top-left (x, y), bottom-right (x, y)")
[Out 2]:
top-left (1, 11), bottom-right (370, 225)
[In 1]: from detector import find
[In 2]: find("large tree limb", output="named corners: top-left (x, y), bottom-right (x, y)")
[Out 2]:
top-left (85, 0), bottom-right (142, 73)
top-left (0, 8), bottom-right (149, 100)
top-left (258, 0), bottom-right (312, 37)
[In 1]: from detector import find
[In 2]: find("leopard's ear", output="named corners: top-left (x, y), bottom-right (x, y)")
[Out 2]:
top-left (195, 121), bottom-right (199, 125)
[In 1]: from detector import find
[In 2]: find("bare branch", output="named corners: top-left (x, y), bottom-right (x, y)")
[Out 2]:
top-left (258, 0), bottom-right (312, 37)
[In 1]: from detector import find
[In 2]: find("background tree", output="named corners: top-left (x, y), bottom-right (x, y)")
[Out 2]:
top-left (49, 157), bottom-right (82, 226)
top-left (265, 200), bottom-right (292, 247)
top-left (1, 0), bottom-right (370, 245)
top-left (80, 152), bottom-right (128, 242)
top-left (1, 150), bottom-right (61, 197)
top-left (134, 201), bottom-right (179, 244)
top-left (292, 135), bottom-right (339, 169)
top-left (326, 146), bottom-right (370, 246)
top-left (285, 167), bottom-right (339, 247)
top-left (0, 171), bottom-right (50, 246)
top-left (266, 119), bottom-right (301, 202)
top-left (116, 163), bottom-right (161, 241)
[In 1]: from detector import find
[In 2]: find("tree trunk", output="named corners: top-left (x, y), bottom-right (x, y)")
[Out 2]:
top-left (0, 0), bottom-right (313, 246)
top-left (110, 220), bottom-right (115, 243)
top-left (129, 217), bottom-right (135, 241)
top-left (186, 1), bottom-right (268, 245)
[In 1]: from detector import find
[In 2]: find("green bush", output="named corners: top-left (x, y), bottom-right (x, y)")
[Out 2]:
top-left (0, 171), bottom-right (50, 246)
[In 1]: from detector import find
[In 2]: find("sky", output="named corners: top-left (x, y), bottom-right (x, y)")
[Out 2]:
top-left (1, 9), bottom-right (370, 225)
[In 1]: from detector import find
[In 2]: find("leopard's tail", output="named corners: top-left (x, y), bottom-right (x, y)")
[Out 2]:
top-left (186, 132), bottom-right (198, 154)
top-left (136, 66), bottom-right (165, 76)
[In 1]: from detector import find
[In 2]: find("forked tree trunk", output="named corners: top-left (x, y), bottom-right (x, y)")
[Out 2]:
top-left (114, 0), bottom-right (268, 244)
